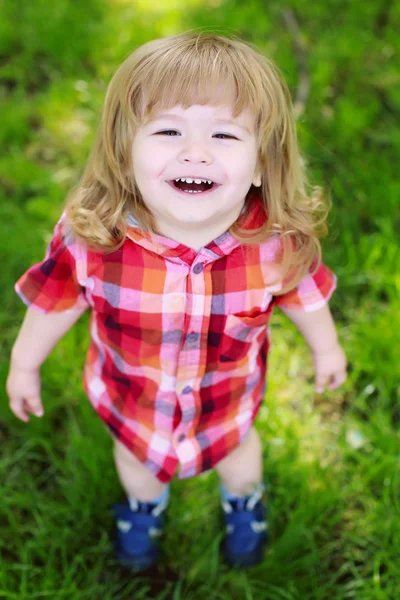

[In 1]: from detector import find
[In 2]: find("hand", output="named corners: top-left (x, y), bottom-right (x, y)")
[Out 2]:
top-left (312, 343), bottom-right (347, 393)
top-left (6, 363), bottom-right (44, 422)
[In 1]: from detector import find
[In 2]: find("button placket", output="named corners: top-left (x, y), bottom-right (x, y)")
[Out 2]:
top-left (174, 254), bottom-right (212, 465)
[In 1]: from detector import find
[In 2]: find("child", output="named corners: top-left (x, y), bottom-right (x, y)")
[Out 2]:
top-left (7, 32), bottom-right (347, 571)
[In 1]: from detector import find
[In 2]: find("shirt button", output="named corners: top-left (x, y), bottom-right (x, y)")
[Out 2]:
top-left (193, 263), bottom-right (204, 274)
top-left (187, 332), bottom-right (199, 342)
top-left (182, 385), bottom-right (192, 394)
top-left (178, 434), bottom-right (186, 443)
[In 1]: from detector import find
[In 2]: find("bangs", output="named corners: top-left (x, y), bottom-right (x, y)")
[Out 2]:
top-left (132, 38), bottom-right (263, 123)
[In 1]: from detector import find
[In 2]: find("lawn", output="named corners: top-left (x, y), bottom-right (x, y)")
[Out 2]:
top-left (1, 0), bottom-right (399, 598)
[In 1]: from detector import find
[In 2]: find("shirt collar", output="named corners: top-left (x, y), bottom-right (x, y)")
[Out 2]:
top-left (125, 188), bottom-right (266, 263)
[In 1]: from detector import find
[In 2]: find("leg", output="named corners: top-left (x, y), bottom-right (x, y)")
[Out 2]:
top-left (113, 438), bottom-right (167, 502)
top-left (215, 426), bottom-right (262, 496)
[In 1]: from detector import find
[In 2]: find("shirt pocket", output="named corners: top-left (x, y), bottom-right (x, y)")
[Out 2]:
top-left (218, 312), bottom-right (270, 364)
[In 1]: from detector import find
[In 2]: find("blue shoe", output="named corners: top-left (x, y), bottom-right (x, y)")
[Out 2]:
top-left (221, 483), bottom-right (268, 568)
top-left (112, 498), bottom-right (167, 572)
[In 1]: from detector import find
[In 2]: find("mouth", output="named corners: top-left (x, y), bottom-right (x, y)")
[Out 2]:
top-left (166, 178), bottom-right (220, 196)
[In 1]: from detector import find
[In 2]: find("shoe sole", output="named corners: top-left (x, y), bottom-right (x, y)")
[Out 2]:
top-left (223, 536), bottom-right (267, 568)
top-left (115, 547), bottom-right (158, 572)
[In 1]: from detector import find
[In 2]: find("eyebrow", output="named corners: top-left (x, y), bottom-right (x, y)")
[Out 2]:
top-left (149, 113), bottom-right (251, 134)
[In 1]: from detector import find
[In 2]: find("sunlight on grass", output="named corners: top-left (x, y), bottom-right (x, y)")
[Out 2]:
top-left (109, 0), bottom-right (213, 38)
top-left (111, 0), bottom-right (206, 11)
top-left (36, 81), bottom-right (96, 149)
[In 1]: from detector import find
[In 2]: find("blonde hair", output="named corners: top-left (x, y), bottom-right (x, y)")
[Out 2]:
top-left (65, 32), bottom-right (329, 292)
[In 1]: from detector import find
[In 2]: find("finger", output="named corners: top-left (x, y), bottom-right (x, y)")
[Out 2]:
top-left (328, 370), bottom-right (348, 390)
top-left (24, 396), bottom-right (44, 417)
top-left (9, 396), bottom-right (30, 422)
top-left (315, 376), bottom-right (329, 394)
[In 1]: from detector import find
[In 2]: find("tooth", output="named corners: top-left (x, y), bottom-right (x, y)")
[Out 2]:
top-left (173, 177), bottom-right (216, 186)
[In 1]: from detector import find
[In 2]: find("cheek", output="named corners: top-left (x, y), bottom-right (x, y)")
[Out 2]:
top-left (134, 144), bottom-right (170, 179)
top-left (227, 161), bottom-right (257, 184)
top-left (133, 156), bottom-right (158, 184)
top-left (226, 146), bottom-right (258, 173)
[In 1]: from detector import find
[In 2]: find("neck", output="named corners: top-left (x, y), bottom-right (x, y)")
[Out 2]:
top-left (155, 222), bottom-right (226, 251)
top-left (154, 201), bottom-right (248, 251)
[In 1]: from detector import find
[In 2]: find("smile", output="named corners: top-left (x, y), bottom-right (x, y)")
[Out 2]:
top-left (166, 179), bottom-right (220, 196)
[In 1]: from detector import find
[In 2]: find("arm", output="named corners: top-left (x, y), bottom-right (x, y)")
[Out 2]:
top-left (7, 306), bottom-right (86, 422)
top-left (279, 304), bottom-right (347, 393)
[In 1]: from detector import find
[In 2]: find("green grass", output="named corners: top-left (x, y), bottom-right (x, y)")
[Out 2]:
top-left (1, 0), bottom-right (399, 598)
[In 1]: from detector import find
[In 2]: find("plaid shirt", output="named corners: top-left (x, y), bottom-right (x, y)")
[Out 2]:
top-left (15, 192), bottom-right (336, 482)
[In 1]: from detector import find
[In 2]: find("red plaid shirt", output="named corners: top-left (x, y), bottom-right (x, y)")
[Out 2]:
top-left (15, 192), bottom-right (336, 482)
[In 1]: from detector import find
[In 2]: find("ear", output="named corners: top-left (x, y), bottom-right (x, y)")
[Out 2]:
top-left (252, 155), bottom-right (262, 187)
top-left (252, 171), bottom-right (262, 187)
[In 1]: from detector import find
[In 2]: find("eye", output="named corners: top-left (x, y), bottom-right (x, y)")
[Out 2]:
top-left (155, 130), bottom-right (179, 136)
top-left (214, 133), bottom-right (238, 140)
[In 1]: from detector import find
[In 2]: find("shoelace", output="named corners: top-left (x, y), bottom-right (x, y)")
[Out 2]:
top-left (116, 499), bottom-right (168, 540)
top-left (129, 498), bottom-right (168, 517)
top-left (222, 482), bottom-right (265, 513)
top-left (222, 482), bottom-right (267, 535)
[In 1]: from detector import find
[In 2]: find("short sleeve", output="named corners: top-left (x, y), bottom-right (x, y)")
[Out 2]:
top-left (274, 261), bottom-right (337, 312)
top-left (15, 214), bottom-right (90, 314)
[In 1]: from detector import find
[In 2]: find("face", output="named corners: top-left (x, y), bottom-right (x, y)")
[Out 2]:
top-left (131, 102), bottom-right (262, 246)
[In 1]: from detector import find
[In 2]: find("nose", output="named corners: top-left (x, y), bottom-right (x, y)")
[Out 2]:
top-left (178, 137), bottom-right (213, 165)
